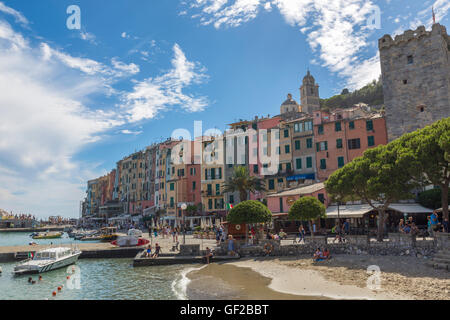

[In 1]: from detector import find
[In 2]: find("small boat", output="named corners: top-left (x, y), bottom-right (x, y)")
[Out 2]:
top-left (32, 231), bottom-right (63, 239)
top-left (81, 227), bottom-right (118, 242)
top-left (111, 236), bottom-right (149, 247)
top-left (128, 229), bottom-right (143, 238)
top-left (13, 247), bottom-right (81, 275)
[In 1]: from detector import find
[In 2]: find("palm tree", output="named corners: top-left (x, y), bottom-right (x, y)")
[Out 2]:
top-left (222, 166), bottom-right (266, 202)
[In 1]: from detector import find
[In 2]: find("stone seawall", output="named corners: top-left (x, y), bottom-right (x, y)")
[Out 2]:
top-left (216, 234), bottom-right (449, 258)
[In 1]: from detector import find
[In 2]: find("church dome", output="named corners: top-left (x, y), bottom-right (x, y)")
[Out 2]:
top-left (282, 93), bottom-right (298, 105)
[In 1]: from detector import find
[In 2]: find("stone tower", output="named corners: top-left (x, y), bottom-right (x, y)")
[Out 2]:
top-left (379, 23), bottom-right (450, 141)
top-left (300, 70), bottom-right (320, 114)
top-left (280, 93), bottom-right (301, 114)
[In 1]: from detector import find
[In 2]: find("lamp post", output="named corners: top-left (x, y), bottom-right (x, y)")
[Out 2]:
top-left (181, 203), bottom-right (187, 245)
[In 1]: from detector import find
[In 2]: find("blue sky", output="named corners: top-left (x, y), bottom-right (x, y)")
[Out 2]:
top-left (0, 0), bottom-right (449, 218)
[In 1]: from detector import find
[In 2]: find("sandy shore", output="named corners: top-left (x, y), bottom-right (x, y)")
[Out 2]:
top-left (186, 263), bottom-right (329, 300)
top-left (223, 255), bottom-right (449, 300)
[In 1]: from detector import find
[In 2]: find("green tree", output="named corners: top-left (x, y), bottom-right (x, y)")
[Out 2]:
top-left (418, 188), bottom-right (450, 210)
top-left (326, 144), bottom-right (417, 241)
top-left (288, 196), bottom-right (326, 238)
top-left (226, 200), bottom-right (272, 224)
top-left (396, 117), bottom-right (450, 221)
top-left (222, 166), bottom-right (266, 202)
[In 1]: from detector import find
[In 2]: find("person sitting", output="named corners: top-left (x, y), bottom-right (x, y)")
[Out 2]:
top-left (398, 219), bottom-right (405, 233)
top-left (313, 248), bottom-right (324, 261)
top-left (278, 229), bottom-right (287, 240)
top-left (403, 223), bottom-right (411, 234)
top-left (323, 248), bottom-right (331, 260)
top-left (152, 243), bottom-right (161, 258)
top-left (204, 247), bottom-right (213, 264)
top-left (145, 245), bottom-right (152, 257)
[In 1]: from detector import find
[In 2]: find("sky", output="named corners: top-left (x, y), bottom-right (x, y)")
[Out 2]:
top-left (0, 0), bottom-right (449, 218)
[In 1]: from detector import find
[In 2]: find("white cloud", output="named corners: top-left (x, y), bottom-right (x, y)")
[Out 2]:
top-left (121, 32), bottom-right (130, 39)
top-left (185, 0), bottom-right (380, 89)
top-left (80, 31), bottom-right (97, 44)
top-left (123, 43), bottom-right (209, 122)
top-left (121, 129), bottom-right (143, 135)
top-left (0, 1), bottom-right (28, 25)
top-left (0, 23), bottom-right (125, 217)
top-left (0, 10), bottom-right (210, 217)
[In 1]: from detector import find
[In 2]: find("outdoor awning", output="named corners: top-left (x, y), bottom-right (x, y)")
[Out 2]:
top-left (267, 182), bottom-right (325, 198)
top-left (388, 203), bottom-right (433, 214)
top-left (143, 206), bottom-right (156, 216)
top-left (435, 206), bottom-right (450, 213)
top-left (326, 204), bottom-right (374, 219)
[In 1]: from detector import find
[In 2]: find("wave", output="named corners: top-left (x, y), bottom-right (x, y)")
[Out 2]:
top-left (171, 265), bottom-right (208, 300)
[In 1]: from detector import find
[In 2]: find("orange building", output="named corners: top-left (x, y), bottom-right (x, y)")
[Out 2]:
top-left (313, 106), bottom-right (388, 181)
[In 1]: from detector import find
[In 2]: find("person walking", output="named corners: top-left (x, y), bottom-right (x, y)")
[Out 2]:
top-left (298, 224), bottom-right (305, 243)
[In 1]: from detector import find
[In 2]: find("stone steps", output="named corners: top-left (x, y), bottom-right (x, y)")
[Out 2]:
top-left (434, 253), bottom-right (450, 260)
top-left (426, 249), bottom-right (450, 271)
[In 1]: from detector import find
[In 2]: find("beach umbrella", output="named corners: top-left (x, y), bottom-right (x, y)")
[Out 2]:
top-left (200, 217), bottom-right (205, 230)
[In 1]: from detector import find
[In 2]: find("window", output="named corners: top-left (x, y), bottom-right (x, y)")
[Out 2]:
top-left (253, 148), bottom-right (258, 157)
top-left (284, 129), bottom-right (289, 138)
top-left (407, 55), bottom-right (413, 64)
top-left (403, 79), bottom-right (408, 85)
top-left (368, 136), bottom-right (375, 147)
top-left (286, 163), bottom-right (292, 171)
top-left (269, 179), bottom-right (275, 190)
top-left (318, 193), bottom-right (325, 204)
top-left (170, 197), bottom-right (174, 208)
top-left (316, 141), bottom-right (328, 151)
top-left (306, 138), bottom-right (313, 149)
top-left (304, 121), bottom-right (313, 131)
top-left (306, 157), bottom-right (313, 168)
top-left (349, 121), bottom-right (355, 130)
top-left (276, 147), bottom-right (281, 155)
top-left (348, 138), bottom-right (361, 150)
top-left (207, 184), bottom-right (212, 196)
top-left (320, 159), bottom-right (327, 170)
top-left (208, 199), bottom-right (213, 210)
top-left (366, 120), bottom-right (374, 131)
top-left (277, 178), bottom-right (284, 183)
top-left (275, 130), bottom-right (280, 140)
top-left (335, 122), bottom-right (342, 132)
top-left (295, 140), bottom-right (301, 150)
top-left (278, 163), bottom-right (282, 172)
top-left (170, 183), bottom-right (174, 191)
top-left (285, 145), bottom-right (290, 154)
top-left (216, 184), bottom-right (220, 195)
top-left (296, 158), bottom-right (302, 170)
top-left (336, 138), bottom-right (343, 149)
top-left (338, 156), bottom-right (345, 168)
top-left (253, 164), bottom-right (258, 174)
top-left (318, 125), bottom-right (324, 135)
top-left (229, 194), bottom-right (234, 203)
top-left (192, 181), bottom-right (196, 190)
top-left (294, 123), bottom-right (303, 132)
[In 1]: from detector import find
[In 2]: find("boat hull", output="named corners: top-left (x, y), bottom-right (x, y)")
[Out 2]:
top-left (14, 252), bottom-right (82, 276)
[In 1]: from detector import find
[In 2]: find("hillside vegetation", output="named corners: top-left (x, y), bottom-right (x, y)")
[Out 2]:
top-left (320, 78), bottom-right (384, 111)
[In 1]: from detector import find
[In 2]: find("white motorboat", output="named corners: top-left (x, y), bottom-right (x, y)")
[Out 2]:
top-left (14, 247), bottom-right (81, 275)
top-left (128, 229), bottom-right (143, 238)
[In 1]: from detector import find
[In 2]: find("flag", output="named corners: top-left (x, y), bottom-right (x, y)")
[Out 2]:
top-left (432, 6), bottom-right (436, 24)
top-left (28, 252), bottom-right (33, 259)
top-left (226, 203), bottom-right (233, 210)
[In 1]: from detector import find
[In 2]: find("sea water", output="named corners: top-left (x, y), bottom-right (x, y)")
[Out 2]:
top-left (0, 258), bottom-right (196, 300)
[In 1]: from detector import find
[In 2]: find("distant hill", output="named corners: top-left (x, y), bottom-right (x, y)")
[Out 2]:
top-left (320, 77), bottom-right (384, 111)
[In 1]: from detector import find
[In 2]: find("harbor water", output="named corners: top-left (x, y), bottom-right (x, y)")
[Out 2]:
top-left (0, 258), bottom-right (194, 300)
top-left (0, 232), bottom-right (99, 247)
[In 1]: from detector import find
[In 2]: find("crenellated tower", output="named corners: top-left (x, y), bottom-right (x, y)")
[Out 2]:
top-left (379, 23), bottom-right (450, 141)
